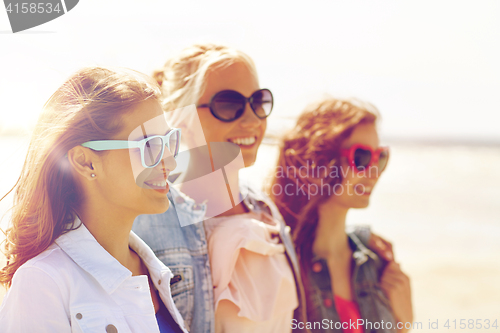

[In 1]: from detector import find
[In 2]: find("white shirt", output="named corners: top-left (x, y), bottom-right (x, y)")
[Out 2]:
top-left (0, 221), bottom-right (188, 333)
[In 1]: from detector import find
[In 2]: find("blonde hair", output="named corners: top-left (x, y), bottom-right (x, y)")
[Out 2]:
top-left (153, 43), bottom-right (258, 110)
top-left (0, 67), bottom-right (160, 287)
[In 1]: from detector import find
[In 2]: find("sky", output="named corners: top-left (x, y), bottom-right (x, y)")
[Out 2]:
top-left (0, 0), bottom-right (499, 142)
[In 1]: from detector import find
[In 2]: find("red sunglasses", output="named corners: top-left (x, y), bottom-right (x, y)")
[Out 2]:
top-left (340, 144), bottom-right (389, 172)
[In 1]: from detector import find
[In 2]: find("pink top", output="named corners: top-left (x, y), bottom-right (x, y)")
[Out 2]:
top-left (334, 295), bottom-right (364, 333)
top-left (204, 211), bottom-right (298, 333)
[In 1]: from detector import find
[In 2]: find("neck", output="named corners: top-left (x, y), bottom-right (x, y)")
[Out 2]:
top-left (312, 202), bottom-right (350, 260)
top-left (76, 197), bottom-right (136, 268)
top-left (180, 148), bottom-right (245, 218)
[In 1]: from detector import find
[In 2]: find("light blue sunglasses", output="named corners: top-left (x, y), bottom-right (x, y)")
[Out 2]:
top-left (81, 128), bottom-right (181, 168)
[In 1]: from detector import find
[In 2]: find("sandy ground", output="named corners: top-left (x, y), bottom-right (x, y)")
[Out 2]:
top-left (1, 137), bottom-right (500, 331)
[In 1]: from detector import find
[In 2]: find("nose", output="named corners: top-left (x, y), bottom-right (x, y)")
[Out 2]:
top-left (158, 148), bottom-right (177, 173)
top-left (239, 102), bottom-right (263, 128)
top-left (366, 164), bottom-right (380, 179)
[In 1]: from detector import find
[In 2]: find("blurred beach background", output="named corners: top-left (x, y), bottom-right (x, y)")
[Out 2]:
top-left (1, 0), bottom-right (500, 331)
top-left (1, 138), bottom-right (500, 327)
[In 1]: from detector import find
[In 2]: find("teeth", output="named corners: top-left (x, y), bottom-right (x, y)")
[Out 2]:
top-left (146, 180), bottom-right (167, 188)
top-left (229, 136), bottom-right (256, 146)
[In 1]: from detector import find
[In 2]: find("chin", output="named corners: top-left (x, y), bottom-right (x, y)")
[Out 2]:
top-left (243, 160), bottom-right (256, 168)
top-left (145, 199), bottom-right (170, 215)
top-left (353, 199), bottom-right (370, 209)
top-left (158, 200), bottom-right (171, 213)
top-left (242, 152), bottom-right (257, 167)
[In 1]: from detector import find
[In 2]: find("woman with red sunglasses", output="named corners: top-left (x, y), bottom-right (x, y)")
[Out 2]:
top-left (270, 98), bottom-right (413, 333)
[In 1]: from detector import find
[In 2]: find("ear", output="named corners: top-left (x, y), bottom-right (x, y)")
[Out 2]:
top-left (67, 146), bottom-right (101, 181)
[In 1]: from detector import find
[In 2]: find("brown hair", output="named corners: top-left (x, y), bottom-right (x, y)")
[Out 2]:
top-left (0, 67), bottom-right (160, 287)
top-left (269, 98), bottom-right (379, 256)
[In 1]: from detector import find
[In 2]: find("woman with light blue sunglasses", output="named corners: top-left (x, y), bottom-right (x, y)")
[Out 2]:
top-left (0, 67), bottom-right (188, 333)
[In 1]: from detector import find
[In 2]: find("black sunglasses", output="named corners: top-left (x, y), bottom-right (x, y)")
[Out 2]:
top-left (197, 88), bottom-right (273, 122)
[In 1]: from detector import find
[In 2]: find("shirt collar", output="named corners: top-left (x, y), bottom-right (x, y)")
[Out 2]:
top-left (309, 233), bottom-right (379, 267)
top-left (128, 230), bottom-right (173, 289)
top-left (348, 232), bottom-right (379, 265)
top-left (54, 219), bottom-right (172, 294)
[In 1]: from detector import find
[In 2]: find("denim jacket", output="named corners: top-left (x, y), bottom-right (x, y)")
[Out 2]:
top-left (133, 186), bottom-right (213, 333)
top-left (132, 183), bottom-right (307, 333)
top-left (301, 228), bottom-right (396, 333)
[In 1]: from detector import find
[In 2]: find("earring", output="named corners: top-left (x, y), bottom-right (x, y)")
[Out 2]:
top-left (91, 173), bottom-right (96, 178)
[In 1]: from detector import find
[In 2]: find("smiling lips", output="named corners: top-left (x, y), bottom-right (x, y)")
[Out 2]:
top-left (228, 136), bottom-right (257, 147)
top-left (144, 176), bottom-right (169, 194)
top-left (145, 179), bottom-right (167, 188)
top-left (361, 186), bottom-right (373, 195)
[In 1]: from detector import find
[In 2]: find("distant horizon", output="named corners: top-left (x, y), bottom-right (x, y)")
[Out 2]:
top-left (1, 130), bottom-right (499, 147)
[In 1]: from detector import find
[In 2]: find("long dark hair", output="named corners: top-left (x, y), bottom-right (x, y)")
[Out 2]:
top-left (0, 67), bottom-right (160, 287)
top-left (269, 98), bottom-right (378, 257)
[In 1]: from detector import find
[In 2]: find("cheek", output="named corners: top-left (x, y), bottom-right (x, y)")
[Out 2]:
top-left (102, 152), bottom-right (138, 191)
top-left (128, 150), bottom-right (149, 184)
top-left (198, 110), bottom-right (227, 142)
top-left (339, 162), bottom-right (356, 184)
top-left (261, 119), bottom-right (267, 133)
top-left (335, 173), bottom-right (362, 201)
top-left (343, 172), bottom-right (362, 186)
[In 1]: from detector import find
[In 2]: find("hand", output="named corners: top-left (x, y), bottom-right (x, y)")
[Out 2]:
top-left (380, 261), bottom-right (413, 333)
top-left (368, 232), bottom-right (394, 261)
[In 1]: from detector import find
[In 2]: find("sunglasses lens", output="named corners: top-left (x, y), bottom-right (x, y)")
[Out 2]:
top-left (212, 90), bottom-right (245, 121)
top-left (354, 148), bottom-right (372, 170)
top-left (378, 150), bottom-right (389, 172)
top-left (144, 137), bottom-right (164, 167)
top-left (168, 130), bottom-right (180, 157)
top-left (250, 89), bottom-right (273, 118)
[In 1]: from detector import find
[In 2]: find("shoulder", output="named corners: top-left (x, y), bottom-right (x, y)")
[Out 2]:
top-left (206, 213), bottom-right (273, 239)
top-left (347, 227), bottom-right (389, 276)
top-left (347, 224), bottom-right (371, 247)
top-left (17, 243), bottom-right (71, 283)
top-left (0, 244), bottom-right (72, 328)
top-left (6, 243), bottom-right (75, 298)
top-left (240, 181), bottom-right (283, 221)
